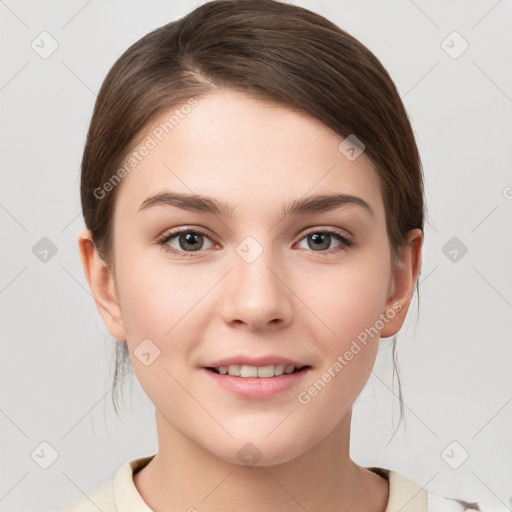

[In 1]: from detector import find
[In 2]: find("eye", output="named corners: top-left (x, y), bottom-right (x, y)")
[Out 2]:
top-left (157, 226), bottom-right (355, 259)
top-left (296, 228), bottom-right (354, 254)
top-left (157, 227), bottom-right (216, 257)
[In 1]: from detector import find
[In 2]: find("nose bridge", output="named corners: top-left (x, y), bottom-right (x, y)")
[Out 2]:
top-left (222, 235), bottom-right (293, 329)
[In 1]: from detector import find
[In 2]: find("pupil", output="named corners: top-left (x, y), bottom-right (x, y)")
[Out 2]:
top-left (309, 233), bottom-right (330, 250)
top-left (180, 232), bottom-right (202, 251)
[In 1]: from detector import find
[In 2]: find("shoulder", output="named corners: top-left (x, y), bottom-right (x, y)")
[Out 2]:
top-left (366, 466), bottom-right (483, 512)
top-left (58, 479), bottom-right (115, 512)
top-left (57, 455), bottom-right (155, 512)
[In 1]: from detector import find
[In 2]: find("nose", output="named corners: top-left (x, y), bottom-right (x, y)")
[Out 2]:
top-left (220, 244), bottom-right (294, 331)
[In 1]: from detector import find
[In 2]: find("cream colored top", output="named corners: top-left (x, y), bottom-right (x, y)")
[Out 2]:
top-left (58, 455), bottom-right (478, 512)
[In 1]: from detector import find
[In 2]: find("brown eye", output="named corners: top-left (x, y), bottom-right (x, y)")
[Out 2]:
top-left (176, 232), bottom-right (204, 251)
top-left (158, 228), bottom-right (215, 257)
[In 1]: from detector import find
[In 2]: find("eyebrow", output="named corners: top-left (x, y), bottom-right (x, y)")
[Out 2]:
top-left (138, 191), bottom-right (374, 218)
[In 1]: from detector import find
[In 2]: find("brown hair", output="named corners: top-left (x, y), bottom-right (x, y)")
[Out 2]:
top-left (80, 0), bottom-right (425, 438)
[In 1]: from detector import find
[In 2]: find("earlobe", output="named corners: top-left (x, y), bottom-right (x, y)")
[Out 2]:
top-left (77, 227), bottom-right (128, 341)
top-left (380, 229), bottom-right (423, 338)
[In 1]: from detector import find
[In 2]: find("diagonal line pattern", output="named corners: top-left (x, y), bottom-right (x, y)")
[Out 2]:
top-left (267, 163), bottom-right (336, 234)
top-left (0, 472), bottom-right (30, 502)
top-left (61, 0), bottom-right (94, 29)
top-left (396, 472), bottom-right (439, 512)
top-left (163, 267), bottom-right (233, 337)
top-left (0, 409), bottom-right (29, 438)
top-left (264, 470), bottom-right (311, 512)
top-left (266, 266), bottom-right (336, 335)
top-left (61, 61), bottom-right (97, 97)
top-left (401, 62), bottom-right (439, 99)
top-left (61, 471), bottom-right (105, 512)
top-left (0, 203), bottom-right (29, 232)
top-left (163, 367), bottom-right (234, 438)
top-left (0, 0), bottom-right (29, 28)
top-left (471, 470), bottom-right (510, 509)
top-left (471, 265), bottom-right (512, 308)
top-left (60, 211), bottom-right (82, 233)
top-left (265, 409), bottom-right (295, 438)
top-left (470, 205), bottom-right (499, 233)
top-left (471, 396), bottom-right (512, 439)
top-left (60, 372), bottom-right (129, 440)
top-left (471, 0), bottom-right (503, 30)
top-left (0, 265), bottom-right (28, 295)
top-left (164, 163), bottom-right (233, 234)
top-left (371, 371), bottom-right (439, 438)
top-left (0, 62), bottom-right (29, 92)
top-left (60, 265), bottom-right (131, 335)
top-left (471, 61), bottom-right (512, 104)
top-left (201, 470), bottom-right (233, 502)
top-left (418, 265), bottom-right (438, 286)
top-left (407, 0), bottom-right (439, 28)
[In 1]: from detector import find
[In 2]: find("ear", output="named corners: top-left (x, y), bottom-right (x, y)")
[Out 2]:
top-left (77, 227), bottom-right (128, 341)
top-left (380, 228), bottom-right (423, 338)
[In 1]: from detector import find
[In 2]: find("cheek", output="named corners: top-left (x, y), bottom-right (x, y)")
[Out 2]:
top-left (114, 258), bottom-right (208, 407)
top-left (115, 248), bottom-right (207, 337)
top-left (301, 253), bottom-right (391, 345)
top-left (294, 261), bottom-right (389, 431)
top-left (295, 250), bottom-right (391, 407)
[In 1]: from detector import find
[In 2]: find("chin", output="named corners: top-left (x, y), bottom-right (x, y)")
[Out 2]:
top-left (205, 434), bottom-right (315, 468)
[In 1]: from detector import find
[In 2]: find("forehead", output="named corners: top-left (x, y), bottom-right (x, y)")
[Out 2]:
top-left (113, 90), bottom-right (384, 224)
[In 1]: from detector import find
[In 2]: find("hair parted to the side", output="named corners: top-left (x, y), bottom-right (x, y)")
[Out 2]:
top-left (80, 0), bottom-right (425, 441)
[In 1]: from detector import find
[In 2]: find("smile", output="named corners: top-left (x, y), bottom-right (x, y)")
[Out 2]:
top-left (207, 364), bottom-right (308, 378)
top-left (201, 365), bottom-right (311, 398)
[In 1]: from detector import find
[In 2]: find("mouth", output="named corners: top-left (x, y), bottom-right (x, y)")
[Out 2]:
top-left (205, 364), bottom-right (311, 378)
top-left (200, 355), bottom-right (312, 398)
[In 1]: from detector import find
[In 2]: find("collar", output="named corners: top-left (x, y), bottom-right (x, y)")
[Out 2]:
top-left (113, 456), bottom-right (427, 512)
top-left (366, 466), bottom-right (427, 512)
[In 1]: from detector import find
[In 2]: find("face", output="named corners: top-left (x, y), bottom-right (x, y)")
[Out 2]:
top-left (81, 89), bottom-right (420, 466)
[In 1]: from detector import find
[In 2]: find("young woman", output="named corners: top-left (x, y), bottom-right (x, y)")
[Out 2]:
top-left (61, 1), bottom-right (481, 510)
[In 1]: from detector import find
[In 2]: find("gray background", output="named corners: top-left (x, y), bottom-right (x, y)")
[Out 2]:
top-left (1, 1), bottom-right (511, 511)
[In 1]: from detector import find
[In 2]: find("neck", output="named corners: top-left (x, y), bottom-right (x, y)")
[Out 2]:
top-left (133, 409), bottom-right (389, 512)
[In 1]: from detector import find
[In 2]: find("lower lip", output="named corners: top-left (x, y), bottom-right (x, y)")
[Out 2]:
top-left (200, 367), bottom-right (310, 399)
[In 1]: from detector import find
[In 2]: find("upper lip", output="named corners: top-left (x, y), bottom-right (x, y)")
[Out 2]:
top-left (203, 356), bottom-right (309, 368)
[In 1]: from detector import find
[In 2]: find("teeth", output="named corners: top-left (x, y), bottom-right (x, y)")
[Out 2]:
top-left (257, 365), bottom-right (274, 378)
top-left (214, 364), bottom-right (303, 377)
top-left (227, 365), bottom-right (240, 376)
top-left (241, 365), bottom-right (258, 377)
top-left (274, 364), bottom-right (285, 376)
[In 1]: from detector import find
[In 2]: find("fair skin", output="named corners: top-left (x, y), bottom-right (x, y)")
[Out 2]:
top-left (78, 90), bottom-right (422, 512)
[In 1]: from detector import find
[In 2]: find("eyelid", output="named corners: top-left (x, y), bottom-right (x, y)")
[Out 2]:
top-left (299, 225), bottom-right (353, 240)
top-left (157, 225), bottom-right (355, 258)
top-left (158, 224), bottom-right (353, 241)
top-left (157, 226), bottom-right (216, 246)
top-left (294, 227), bottom-right (355, 253)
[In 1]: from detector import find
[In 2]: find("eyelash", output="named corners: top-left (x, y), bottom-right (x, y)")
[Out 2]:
top-left (156, 227), bottom-right (355, 259)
